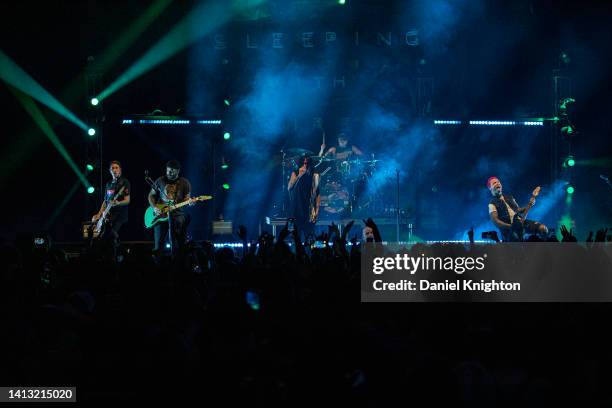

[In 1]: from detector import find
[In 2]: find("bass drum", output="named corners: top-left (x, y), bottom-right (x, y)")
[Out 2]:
top-left (319, 180), bottom-right (350, 217)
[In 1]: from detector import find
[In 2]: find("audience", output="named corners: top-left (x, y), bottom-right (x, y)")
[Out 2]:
top-left (0, 221), bottom-right (611, 404)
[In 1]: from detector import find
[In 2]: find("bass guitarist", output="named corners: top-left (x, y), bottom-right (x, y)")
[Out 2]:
top-left (487, 176), bottom-right (548, 242)
top-left (91, 160), bottom-right (131, 255)
top-left (148, 159), bottom-right (192, 254)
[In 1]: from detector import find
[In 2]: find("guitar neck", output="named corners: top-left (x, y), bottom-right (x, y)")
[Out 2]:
top-left (523, 196), bottom-right (536, 218)
top-left (168, 198), bottom-right (194, 211)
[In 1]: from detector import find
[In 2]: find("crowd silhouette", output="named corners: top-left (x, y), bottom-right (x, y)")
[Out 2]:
top-left (1, 220), bottom-right (611, 405)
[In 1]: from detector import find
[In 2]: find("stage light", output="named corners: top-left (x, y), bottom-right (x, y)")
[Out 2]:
top-left (221, 158), bottom-right (229, 169)
top-left (561, 125), bottom-right (574, 136)
top-left (222, 183), bottom-right (230, 190)
top-left (223, 132), bottom-right (231, 140)
top-left (196, 120), bottom-right (222, 125)
top-left (338, 0), bottom-right (346, 4)
top-left (223, 99), bottom-right (231, 106)
top-left (87, 186), bottom-right (95, 194)
top-left (564, 156), bottom-right (575, 167)
top-left (566, 184), bottom-right (575, 194)
top-left (469, 120), bottom-right (516, 126)
top-left (88, 128), bottom-right (96, 136)
top-left (559, 51), bottom-right (571, 66)
top-left (165, 243), bottom-right (171, 249)
top-left (86, 163), bottom-right (95, 172)
top-left (138, 119), bottom-right (190, 124)
top-left (433, 120), bottom-right (461, 125)
top-left (90, 97), bottom-right (99, 106)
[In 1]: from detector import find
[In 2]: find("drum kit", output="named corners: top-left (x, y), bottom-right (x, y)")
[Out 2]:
top-left (281, 147), bottom-right (380, 218)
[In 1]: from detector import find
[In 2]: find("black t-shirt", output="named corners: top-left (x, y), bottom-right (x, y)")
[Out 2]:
top-left (105, 177), bottom-right (130, 222)
top-left (153, 176), bottom-right (192, 215)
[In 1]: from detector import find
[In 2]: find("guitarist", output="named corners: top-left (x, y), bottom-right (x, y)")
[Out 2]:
top-left (487, 176), bottom-right (548, 242)
top-left (91, 160), bottom-right (131, 253)
top-left (148, 160), bottom-right (192, 253)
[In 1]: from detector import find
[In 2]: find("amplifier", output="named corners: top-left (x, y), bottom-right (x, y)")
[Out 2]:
top-left (212, 221), bottom-right (233, 235)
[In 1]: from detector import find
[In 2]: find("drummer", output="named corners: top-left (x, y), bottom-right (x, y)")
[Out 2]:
top-left (318, 132), bottom-right (363, 160)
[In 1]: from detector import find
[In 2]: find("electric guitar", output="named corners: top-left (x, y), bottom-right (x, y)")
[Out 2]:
top-left (510, 186), bottom-right (541, 241)
top-left (93, 185), bottom-right (126, 237)
top-left (144, 195), bottom-right (212, 228)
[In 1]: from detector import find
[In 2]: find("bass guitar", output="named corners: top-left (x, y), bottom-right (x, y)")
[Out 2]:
top-left (144, 195), bottom-right (212, 228)
top-left (510, 186), bottom-right (541, 241)
top-left (93, 185), bottom-right (126, 237)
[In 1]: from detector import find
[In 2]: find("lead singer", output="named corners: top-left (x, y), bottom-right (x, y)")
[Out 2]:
top-left (287, 155), bottom-right (320, 240)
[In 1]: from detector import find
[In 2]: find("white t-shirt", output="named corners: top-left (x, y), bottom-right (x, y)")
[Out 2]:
top-left (488, 196), bottom-right (516, 223)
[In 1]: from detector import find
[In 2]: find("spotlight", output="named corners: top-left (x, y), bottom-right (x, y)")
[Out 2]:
top-left (561, 125), bottom-right (574, 136)
top-left (559, 51), bottom-right (571, 66)
top-left (90, 97), bottom-right (99, 106)
top-left (221, 158), bottom-right (229, 170)
top-left (88, 128), bottom-right (96, 136)
top-left (87, 186), bottom-right (95, 194)
top-left (563, 156), bottom-right (575, 168)
top-left (165, 243), bottom-right (171, 249)
top-left (566, 184), bottom-right (575, 194)
top-left (338, 0), bottom-right (346, 4)
top-left (223, 132), bottom-right (231, 140)
top-left (223, 99), bottom-right (231, 107)
top-left (222, 183), bottom-right (230, 190)
top-left (86, 163), bottom-right (95, 172)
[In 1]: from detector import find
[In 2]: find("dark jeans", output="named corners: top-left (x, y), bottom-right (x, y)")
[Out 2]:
top-left (96, 218), bottom-right (126, 260)
top-left (502, 219), bottom-right (544, 242)
top-left (154, 213), bottom-right (188, 253)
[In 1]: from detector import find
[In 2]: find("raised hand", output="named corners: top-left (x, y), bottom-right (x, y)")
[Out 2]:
top-left (586, 231), bottom-right (593, 243)
top-left (363, 218), bottom-right (382, 242)
top-left (560, 225), bottom-right (577, 242)
top-left (279, 221), bottom-right (290, 242)
top-left (595, 228), bottom-right (608, 243)
top-left (328, 222), bottom-right (340, 239)
top-left (342, 220), bottom-right (355, 241)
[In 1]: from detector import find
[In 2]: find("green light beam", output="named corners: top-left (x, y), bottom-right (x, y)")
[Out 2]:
top-left (98, 0), bottom-right (265, 101)
top-left (575, 157), bottom-right (612, 167)
top-left (0, 50), bottom-right (89, 131)
top-left (43, 179), bottom-right (81, 230)
top-left (93, 0), bottom-right (173, 73)
top-left (11, 87), bottom-right (91, 189)
top-left (1, 1), bottom-right (171, 181)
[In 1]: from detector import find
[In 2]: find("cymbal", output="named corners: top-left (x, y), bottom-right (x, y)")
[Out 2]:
top-left (284, 148), bottom-right (313, 157)
top-left (310, 155), bottom-right (337, 162)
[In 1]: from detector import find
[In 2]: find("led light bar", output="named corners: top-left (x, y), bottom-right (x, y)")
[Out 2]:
top-left (121, 117), bottom-right (223, 126)
top-left (469, 120), bottom-right (516, 126)
top-left (196, 120), bottom-right (222, 125)
top-left (433, 120), bottom-right (462, 125)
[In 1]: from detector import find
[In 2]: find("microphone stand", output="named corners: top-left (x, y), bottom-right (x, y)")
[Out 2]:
top-left (145, 171), bottom-right (174, 258)
top-left (396, 169), bottom-right (400, 243)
